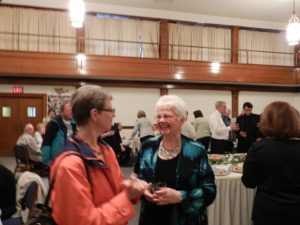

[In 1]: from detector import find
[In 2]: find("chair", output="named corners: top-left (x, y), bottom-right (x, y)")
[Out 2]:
top-left (2, 181), bottom-right (38, 225)
top-left (14, 145), bottom-right (47, 177)
top-left (14, 144), bottom-right (31, 175)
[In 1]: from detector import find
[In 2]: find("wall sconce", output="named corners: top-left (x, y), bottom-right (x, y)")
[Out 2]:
top-left (175, 73), bottom-right (183, 80)
top-left (76, 53), bottom-right (86, 71)
top-left (211, 62), bottom-right (220, 74)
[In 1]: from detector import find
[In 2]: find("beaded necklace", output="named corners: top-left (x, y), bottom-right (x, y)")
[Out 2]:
top-left (158, 140), bottom-right (181, 160)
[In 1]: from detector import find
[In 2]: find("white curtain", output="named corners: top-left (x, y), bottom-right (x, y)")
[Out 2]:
top-left (169, 23), bottom-right (231, 62)
top-left (238, 30), bottom-right (294, 66)
top-left (85, 15), bottom-right (159, 58)
top-left (0, 6), bottom-right (76, 53)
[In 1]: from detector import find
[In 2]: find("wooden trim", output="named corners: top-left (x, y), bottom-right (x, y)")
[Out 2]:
top-left (122, 126), bottom-right (134, 129)
top-left (231, 90), bottom-right (239, 117)
top-left (0, 51), bottom-right (296, 86)
top-left (0, 3), bottom-right (68, 12)
top-left (160, 88), bottom-right (168, 96)
top-left (0, 76), bottom-right (298, 93)
top-left (231, 26), bottom-right (239, 63)
top-left (76, 28), bottom-right (85, 54)
top-left (159, 20), bottom-right (169, 59)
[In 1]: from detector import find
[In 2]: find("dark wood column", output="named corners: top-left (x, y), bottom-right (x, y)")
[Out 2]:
top-left (231, 90), bottom-right (239, 117)
top-left (159, 20), bottom-right (169, 59)
top-left (160, 87), bottom-right (168, 96)
top-left (76, 27), bottom-right (85, 53)
top-left (231, 26), bottom-right (239, 63)
top-left (295, 44), bottom-right (300, 67)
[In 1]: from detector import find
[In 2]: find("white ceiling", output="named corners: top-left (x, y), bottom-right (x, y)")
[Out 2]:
top-left (2, 0), bottom-right (300, 30)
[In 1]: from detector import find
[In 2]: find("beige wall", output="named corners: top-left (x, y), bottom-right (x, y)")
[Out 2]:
top-left (239, 91), bottom-right (299, 115)
top-left (168, 89), bottom-right (232, 122)
top-left (1, 84), bottom-right (300, 137)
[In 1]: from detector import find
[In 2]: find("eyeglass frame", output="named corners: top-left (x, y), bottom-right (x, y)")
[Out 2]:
top-left (101, 108), bottom-right (115, 113)
top-left (154, 114), bottom-right (176, 122)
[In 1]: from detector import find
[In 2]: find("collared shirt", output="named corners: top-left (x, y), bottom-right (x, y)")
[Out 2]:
top-left (17, 133), bottom-right (42, 162)
top-left (209, 110), bottom-right (231, 140)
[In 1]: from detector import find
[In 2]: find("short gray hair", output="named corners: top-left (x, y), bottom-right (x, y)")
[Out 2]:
top-left (155, 94), bottom-right (187, 119)
top-left (71, 85), bottom-right (112, 126)
top-left (215, 101), bottom-right (226, 109)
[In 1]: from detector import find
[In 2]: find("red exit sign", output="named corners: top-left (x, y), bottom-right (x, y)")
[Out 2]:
top-left (13, 86), bottom-right (23, 93)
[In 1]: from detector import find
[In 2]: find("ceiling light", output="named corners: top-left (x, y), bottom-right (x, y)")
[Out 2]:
top-left (287, 0), bottom-right (300, 45)
top-left (69, 0), bottom-right (85, 28)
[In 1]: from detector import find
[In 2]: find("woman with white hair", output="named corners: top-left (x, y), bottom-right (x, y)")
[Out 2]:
top-left (136, 94), bottom-right (216, 225)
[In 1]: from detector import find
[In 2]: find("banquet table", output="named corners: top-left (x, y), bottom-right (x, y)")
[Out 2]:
top-left (207, 171), bottom-right (255, 225)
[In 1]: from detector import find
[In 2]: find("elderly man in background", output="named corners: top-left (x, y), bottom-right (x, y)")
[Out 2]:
top-left (209, 101), bottom-right (239, 154)
top-left (42, 100), bottom-right (77, 164)
top-left (16, 123), bottom-right (42, 162)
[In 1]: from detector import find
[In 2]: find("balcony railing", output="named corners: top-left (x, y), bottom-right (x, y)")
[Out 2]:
top-left (0, 31), bottom-right (296, 67)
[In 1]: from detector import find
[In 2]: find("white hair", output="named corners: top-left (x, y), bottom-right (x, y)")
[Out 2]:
top-left (215, 101), bottom-right (226, 109)
top-left (155, 94), bottom-right (187, 119)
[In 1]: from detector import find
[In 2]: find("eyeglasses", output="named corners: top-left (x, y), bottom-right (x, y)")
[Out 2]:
top-left (155, 114), bottom-right (175, 122)
top-left (102, 108), bottom-right (115, 113)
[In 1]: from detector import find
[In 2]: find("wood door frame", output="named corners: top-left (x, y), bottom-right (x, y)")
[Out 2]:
top-left (0, 93), bottom-right (47, 117)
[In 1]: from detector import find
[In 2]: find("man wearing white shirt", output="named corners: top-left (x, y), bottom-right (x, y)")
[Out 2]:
top-left (209, 101), bottom-right (239, 154)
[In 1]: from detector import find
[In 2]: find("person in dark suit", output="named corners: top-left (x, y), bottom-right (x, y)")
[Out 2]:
top-left (102, 123), bottom-right (132, 167)
top-left (236, 102), bottom-right (261, 153)
top-left (242, 101), bottom-right (300, 225)
top-left (0, 164), bottom-right (16, 221)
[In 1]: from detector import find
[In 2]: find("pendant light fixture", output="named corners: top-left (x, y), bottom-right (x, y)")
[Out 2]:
top-left (287, 0), bottom-right (300, 45)
top-left (69, 0), bottom-right (85, 28)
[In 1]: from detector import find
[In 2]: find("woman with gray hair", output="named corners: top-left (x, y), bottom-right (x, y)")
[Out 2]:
top-left (136, 94), bottom-right (216, 225)
top-left (50, 85), bottom-right (146, 225)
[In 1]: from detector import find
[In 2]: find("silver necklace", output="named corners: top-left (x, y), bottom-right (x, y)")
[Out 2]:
top-left (158, 141), bottom-right (181, 160)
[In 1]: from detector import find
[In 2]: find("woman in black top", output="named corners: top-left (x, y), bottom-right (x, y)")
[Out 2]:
top-left (242, 101), bottom-right (300, 225)
top-left (137, 95), bottom-right (216, 225)
top-left (0, 164), bottom-right (16, 221)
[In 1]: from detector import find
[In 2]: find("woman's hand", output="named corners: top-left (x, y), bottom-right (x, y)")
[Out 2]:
top-left (144, 183), bottom-right (155, 202)
top-left (153, 188), bottom-right (182, 205)
top-left (123, 177), bottom-right (148, 200)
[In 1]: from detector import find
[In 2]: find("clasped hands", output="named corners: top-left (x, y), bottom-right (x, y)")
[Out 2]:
top-left (123, 175), bottom-right (182, 205)
top-left (144, 184), bottom-right (182, 205)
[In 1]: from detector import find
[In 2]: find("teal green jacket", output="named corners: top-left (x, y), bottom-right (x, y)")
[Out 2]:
top-left (41, 115), bottom-right (77, 164)
top-left (137, 135), bottom-right (216, 225)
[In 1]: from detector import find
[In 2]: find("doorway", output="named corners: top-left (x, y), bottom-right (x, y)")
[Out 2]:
top-left (0, 93), bottom-right (46, 156)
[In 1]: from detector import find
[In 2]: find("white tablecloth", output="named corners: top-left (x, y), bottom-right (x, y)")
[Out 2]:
top-left (208, 172), bottom-right (255, 225)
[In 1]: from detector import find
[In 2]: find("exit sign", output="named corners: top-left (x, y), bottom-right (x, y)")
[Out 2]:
top-left (13, 86), bottom-right (23, 93)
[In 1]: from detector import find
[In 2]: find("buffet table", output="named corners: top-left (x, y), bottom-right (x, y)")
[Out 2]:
top-left (207, 172), bottom-right (255, 225)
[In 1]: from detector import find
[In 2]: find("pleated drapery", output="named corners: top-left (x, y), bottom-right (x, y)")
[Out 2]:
top-left (85, 16), bottom-right (160, 58)
top-left (239, 29), bottom-right (294, 66)
top-left (169, 23), bottom-right (231, 62)
top-left (0, 6), bottom-right (76, 53)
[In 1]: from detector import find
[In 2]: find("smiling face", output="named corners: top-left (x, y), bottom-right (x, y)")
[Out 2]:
top-left (243, 106), bottom-right (252, 116)
top-left (156, 107), bottom-right (185, 137)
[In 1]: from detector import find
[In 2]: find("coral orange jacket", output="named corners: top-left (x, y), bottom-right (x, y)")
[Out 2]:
top-left (50, 137), bottom-right (136, 225)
